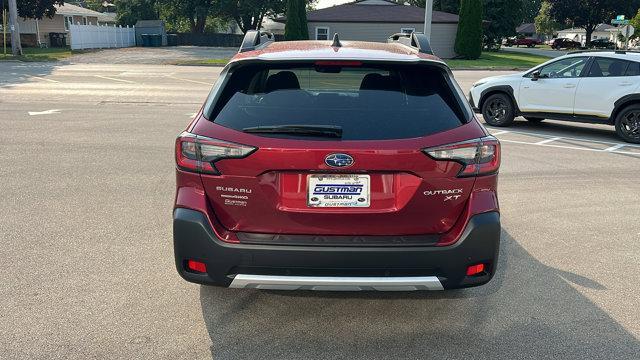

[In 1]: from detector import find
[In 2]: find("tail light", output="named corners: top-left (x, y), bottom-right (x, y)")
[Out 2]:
top-left (175, 132), bottom-right (256, 175)
top-left (423, 136), bottom-right (500, 177)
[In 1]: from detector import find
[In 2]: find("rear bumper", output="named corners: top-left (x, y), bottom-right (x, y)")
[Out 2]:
top-left (173, 208), bottom-right (501, 290)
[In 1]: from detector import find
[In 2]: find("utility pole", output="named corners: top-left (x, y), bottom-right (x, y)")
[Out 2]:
top-left (8, 0), bottom-right (21, 56)
top-left (3, 7), bottom-right (7, 56)
top-left (423, 0), bottom-right (433, 40)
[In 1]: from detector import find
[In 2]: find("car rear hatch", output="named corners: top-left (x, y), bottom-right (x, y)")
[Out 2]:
top-left (184, 60), bottom-right (490, 239)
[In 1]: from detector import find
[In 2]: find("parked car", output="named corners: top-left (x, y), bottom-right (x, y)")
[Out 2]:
top-left (173, 31), bottom-right (502, 291)
top-left (589, 38), bottom-right (615, 49)
top-left (505, 37), bottom-right (542, 48)
top-left (469, 51), bottom-right (640, 143)
top-left (551, 38), bottom-right (581, 50)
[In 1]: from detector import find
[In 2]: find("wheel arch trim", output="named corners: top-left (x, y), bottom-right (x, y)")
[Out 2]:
top-left (611, 94), bottom-right (640, 125)
top-left (479, 85), bottom-right (521, 114)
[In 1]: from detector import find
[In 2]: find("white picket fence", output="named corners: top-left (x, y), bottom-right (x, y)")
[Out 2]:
top-left (69, 24), bottom-right (136, 50)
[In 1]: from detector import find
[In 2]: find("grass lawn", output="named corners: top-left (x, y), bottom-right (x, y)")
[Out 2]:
top-left (445, 51), bottom-right (550, 70)
top-left (0, 47), bottom-right (74, 62)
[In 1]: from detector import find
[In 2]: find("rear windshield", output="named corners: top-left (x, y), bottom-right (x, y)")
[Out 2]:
top-left (206, 62), bottom-right (469, 140)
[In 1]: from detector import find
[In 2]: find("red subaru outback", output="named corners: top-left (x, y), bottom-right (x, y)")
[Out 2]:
top-left (173, 32), bottom-right (501, 291)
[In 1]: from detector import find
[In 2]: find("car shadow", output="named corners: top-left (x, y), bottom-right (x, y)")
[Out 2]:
top-left (199, 229), bottom-right (639, 359)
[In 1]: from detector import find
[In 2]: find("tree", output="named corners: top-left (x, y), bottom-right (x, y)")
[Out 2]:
top-left (534, 1), bottom-right (560, 37)
top-left (454, 0), bottom-right (483, 59)
top-left (521, 0), bottom-right (541, 23)
top-left (548, 0), bottom-right (628, 47)
top-left (212, 0), bottom-right (285, 34)
top-left (161, 0), bottom-right (215, 34)
top-left (67, 0), bottom-right (105, 12)
top-left (114, 0), bottom-right (158, 26)
top-left (1, 0), bottom-right (64, 19)
top-left (284, 0), bottom-right (308, 40)
top-left (483, 0), bottom-right (523, 49)
top-left (631, 9), bottom-right (640, 40)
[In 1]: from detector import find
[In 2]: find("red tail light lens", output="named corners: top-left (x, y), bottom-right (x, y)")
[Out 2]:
top-left (466, 263), bottom-right (485, 276)
top-left (187, 260), bottom-right (207, 273)
top-left (423, 136), bottom-right (500, 177)
top-left (175, 132), bottom-right (256, 175)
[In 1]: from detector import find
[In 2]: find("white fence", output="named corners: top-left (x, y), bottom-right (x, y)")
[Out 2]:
top-left (69, 24), bottom-right (136, 50)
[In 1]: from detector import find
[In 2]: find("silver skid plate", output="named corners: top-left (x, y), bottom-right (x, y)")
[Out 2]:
top-left (229, 274), bottom-right (444, 291)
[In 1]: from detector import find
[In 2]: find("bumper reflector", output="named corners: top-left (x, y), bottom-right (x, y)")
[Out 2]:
top-left (466, 263), bottom-right (485, 276)
top-left (187, 260), bottom-right (207, 273)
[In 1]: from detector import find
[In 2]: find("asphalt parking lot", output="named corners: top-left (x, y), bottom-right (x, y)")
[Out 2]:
top-left (1, 61), bottom-right (639, 359)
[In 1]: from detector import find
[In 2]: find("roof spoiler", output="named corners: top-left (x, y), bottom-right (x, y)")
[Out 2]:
top-left (387, 32), bottom-right (433, 55)
top-left (239, 30), bottom-right (275, 53)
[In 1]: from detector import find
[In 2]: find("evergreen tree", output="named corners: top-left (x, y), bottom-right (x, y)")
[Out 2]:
top-left (454, 0), bottom-right (483, 59)
top-left (285, 0), bottom-right (309, 40)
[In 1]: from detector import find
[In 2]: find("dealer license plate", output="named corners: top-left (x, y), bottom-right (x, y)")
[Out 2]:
top-left (307, 174), bottom-right (370, 208)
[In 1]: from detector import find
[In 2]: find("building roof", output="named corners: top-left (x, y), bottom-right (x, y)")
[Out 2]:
top-left (558, 24), bottom-right (616, 33)
top-left (97, 12), bottom-right (117, 23)
top-left (516, 23), bottom-right (536, 34)
top-left (276, 0), bottom-right (459, 24)
top-left (54, 3), bottom-right (105, 17)
top-left (232, 40), bottom-right (444, 64)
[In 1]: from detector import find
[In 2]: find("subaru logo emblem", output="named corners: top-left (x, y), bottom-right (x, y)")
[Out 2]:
top-left (325, 153), bottom-right (354, 168)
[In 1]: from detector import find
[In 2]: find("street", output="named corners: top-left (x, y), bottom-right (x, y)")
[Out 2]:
top-left (1, 61), bottom-right (639, 359)
top-left (501, 46), bottom-right (568, 58)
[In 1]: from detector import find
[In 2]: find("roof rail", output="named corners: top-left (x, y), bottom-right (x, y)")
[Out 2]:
top-left (568, 49), bottom-right (640, 55)
top-left (387, 32), bottom-right (433, 55)
top-left (239, 30), bottom-right (275, 53)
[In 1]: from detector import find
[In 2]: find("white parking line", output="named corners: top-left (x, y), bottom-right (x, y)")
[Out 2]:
top-left (488, 128), bottom-right (640, 148)
top-left (604, 144), bottom-right (626, 152)
top-left (28, 109), bottom-right (61, 116)
top-left (535, 136), bottom-right (562, 145)
top-left (94, 75), bottom-right (136, 84)
top-left (165, 75), bottom-right (212, 86)
top-left (31, 76), bottom-right (59, 83)
top-left (498, 139), bottom-right (640, 155)
top-left (487, 128), bottom-right (640, 156)
top-left (491, 130), bottom-right (510, 136)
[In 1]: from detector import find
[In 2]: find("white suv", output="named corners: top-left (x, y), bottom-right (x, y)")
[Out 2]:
top-left (469, 51), bottom-right (640, 143)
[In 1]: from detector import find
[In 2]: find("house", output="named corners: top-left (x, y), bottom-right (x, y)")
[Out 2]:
top-left (515, 23), bottom-right (549, 40)
top-left (556, 24), bottom-right (615, 45)
top-left (516, 23), bottom-right (537, 38)
top-left (276, 0), bottom-right (460, 59)
top-left (97, 12), bottom-right (117, 26)
top-left (13, 3), bottom-right (113, 47)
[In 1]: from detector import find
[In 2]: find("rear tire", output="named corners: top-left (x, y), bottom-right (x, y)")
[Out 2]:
top-left (615, 104), bottom-right (640, 144)
top-left (524, 116), bottom-right (544, 123)
top-left (482, 93), bottom-right (515, 127)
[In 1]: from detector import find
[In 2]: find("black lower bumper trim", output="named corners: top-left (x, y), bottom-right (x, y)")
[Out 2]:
top-left (236, 232), bottom-right (440, 247)
top-left (173, 208), bottom-right (501, 289)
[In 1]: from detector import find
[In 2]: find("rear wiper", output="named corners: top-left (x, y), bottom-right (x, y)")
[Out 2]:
top-left (242, 125), bottom-right (343, 138)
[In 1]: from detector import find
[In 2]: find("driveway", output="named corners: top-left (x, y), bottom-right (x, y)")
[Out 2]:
top-left (502, 46), bottom-right (568, 58)
top-left (64, 46), bottom-right (237, 65)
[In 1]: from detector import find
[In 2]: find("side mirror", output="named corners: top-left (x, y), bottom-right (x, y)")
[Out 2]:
top-left (531, 71), bottom-right (541, 81)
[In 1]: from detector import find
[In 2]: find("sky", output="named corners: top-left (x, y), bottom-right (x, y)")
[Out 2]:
top-left (316, 0), bottom-right (354, 9)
